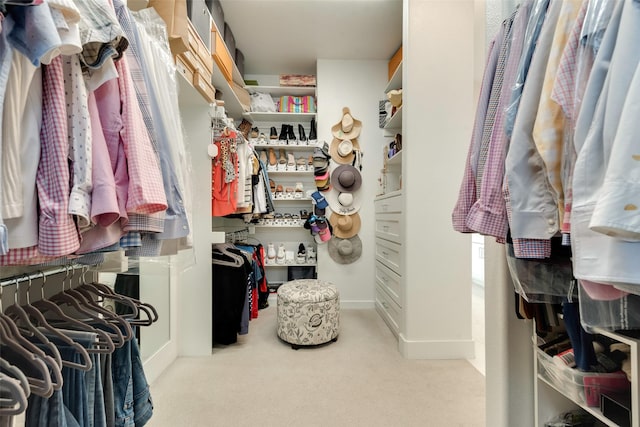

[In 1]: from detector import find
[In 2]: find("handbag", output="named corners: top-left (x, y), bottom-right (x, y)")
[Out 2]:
top-left (278, 96), bottom-right (316, 113)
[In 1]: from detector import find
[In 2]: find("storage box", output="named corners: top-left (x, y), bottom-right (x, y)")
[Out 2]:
top-left (388, 45), bottom-right (402, 80)
top-left (235, 48), bottom-right (245, 79)
top-left (186, 0), bottom-right (211, 51)
top-left (578, 281), bottom-right (640, 331)
top-left (211, 27), bottom-right (233, 82)
top-left (223, 22), bottom-right (236, 63)
top-left (537, 348), bottom-right (630, 407)
top-left (148, 0), bottom-right (189, 55)
top-left (205, 0), bottom-right (224, 33)
top-left (193, 70), bottom-right (215, 103)
top-left (279, 74), bottom-right (316, 87)
top-left (231, 81), bottom-right (250, 112)
top-left (601, 392), bottom-right (632, 427)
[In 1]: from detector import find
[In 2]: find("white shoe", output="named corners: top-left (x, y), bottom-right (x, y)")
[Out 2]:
top-left (267, 243), bottom-right (276, 264)
top-left (307, 247), bottom-right (316, 263)
top-left (276, 244), bottom-right (286, 264)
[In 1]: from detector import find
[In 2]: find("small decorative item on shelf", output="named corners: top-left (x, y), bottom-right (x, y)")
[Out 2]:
top-left (279, 74), bottom-right (316, 87)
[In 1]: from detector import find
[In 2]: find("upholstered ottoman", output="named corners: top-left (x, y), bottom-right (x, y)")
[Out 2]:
top-left (277, 279), bottom-right (340, 349)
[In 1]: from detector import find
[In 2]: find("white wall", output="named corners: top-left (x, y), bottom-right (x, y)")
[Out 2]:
top-left (316, 59), bottom-right (388, 308)
top-left (401, 0), bottom-right (475, 359)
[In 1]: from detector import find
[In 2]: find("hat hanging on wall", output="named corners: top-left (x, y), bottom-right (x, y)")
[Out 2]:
top-left (331, 165), bottom-right (362, 193)
top-left (328, 235), bottom-right (363, 264)
top-left (331, 107), bottom-right (362, 140)
top-left (326, 190), bottom-right (362, 215)
top-left (329, 212), bottom-right (361, 239)
top-left (329, 138), bottom-right (361, 165)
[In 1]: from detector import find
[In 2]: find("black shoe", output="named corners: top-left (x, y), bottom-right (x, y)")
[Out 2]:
top-left (309, 117), bottom-right (317, 140)
top-left (278, 124), bottom-right (288, 141)
top-left (287, 124), bottom-right (297, 143)
top-left (250, 127), bottom-right (259, 139)
top-left (270, 126), bottom-right (278, 140)
top-left (298, 124), bottom-right (307, 142)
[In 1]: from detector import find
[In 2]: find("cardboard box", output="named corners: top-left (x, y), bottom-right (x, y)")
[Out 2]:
top-left (388, 45), bottom-right (402, 80)
top-left (231, 81), bottom-right (250, 112)
top-left (175, 53), bottom-right (195, 85)
top-left (211, 27), bottom-right (233, 82)
top-left (148, 0), bottom-right (189, 55)
top-left (194, 70), bottom-right (216, 103)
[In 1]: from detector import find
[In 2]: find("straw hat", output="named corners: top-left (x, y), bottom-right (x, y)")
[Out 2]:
top-left (329, 212), bottom-right (361, 238)
top-left (331, 107), bottom-right (362, 140)
top-left (329, 138), bottom-right (361, 165)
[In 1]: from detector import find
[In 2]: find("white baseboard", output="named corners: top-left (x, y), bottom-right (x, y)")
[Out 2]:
top-left (143, 340), bottom-right (177, 385)
top-left (398, 334), bottom-right (475, 359)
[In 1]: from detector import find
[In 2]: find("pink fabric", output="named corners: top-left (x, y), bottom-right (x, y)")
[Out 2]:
top-left (580, 280), bottom-right (629, 301)
top-left (88, 91), bottom-right (120, 227)
top-left (76, 91), bottom-right (124, 254)
top-left (114, 55), bottom-right (167, 215)
top-left (36, 55), bottom-right (80, 256)
top-left (94, 78), bottom-right (129, 224)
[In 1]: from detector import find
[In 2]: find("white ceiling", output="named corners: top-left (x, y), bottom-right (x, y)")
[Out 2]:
top-left (220, 0), bottom-right (403, 76)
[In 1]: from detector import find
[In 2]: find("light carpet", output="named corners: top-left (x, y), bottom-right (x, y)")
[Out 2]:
top-left (146, 305), bottom-right (486, 427)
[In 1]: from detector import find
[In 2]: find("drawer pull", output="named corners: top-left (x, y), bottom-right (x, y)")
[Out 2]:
top-left (383, 225), bottom-right (389, 232)
top-left (381, 251), bottom-right (389, 257)
top-left (382, 276), bottom-right (388, 283)
top-left (381, 301), bottom-right (389, 309)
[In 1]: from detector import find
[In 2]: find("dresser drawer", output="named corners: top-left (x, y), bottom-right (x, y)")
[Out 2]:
top-left (375, 213), bottom-right (402, 243)
top-left (374, 193), bottom-right (402, 214)
top-left (375, 238), bottom-right (401, 273)
top-left (375, 261), bottom-right (402, 307)
top-left (375, 284), bottom-right (401, 336)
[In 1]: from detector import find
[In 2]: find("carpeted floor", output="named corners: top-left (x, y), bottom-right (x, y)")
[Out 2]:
top-left (146, 304), bottom-right (486, 427)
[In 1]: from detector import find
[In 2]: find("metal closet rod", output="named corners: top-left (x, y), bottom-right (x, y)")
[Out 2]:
top-left (0, 264), bottom-right (93, 288)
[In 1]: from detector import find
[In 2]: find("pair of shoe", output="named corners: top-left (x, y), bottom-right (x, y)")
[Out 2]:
top-left (267, 243), bottom-right (286, 264)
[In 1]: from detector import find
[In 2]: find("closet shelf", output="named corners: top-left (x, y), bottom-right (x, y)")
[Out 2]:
top-left (537, 376), bottom-right (619, 427)
top-left (385, 61), bottom-right (403, 93)
top-left (375, 189), bottom-right (403, 201)
top-left (244, 86), bottom-right (316, 97)
top-left (267, 170), bottom-right (314, 176)
top-left (253, 143), bottom-right (319, 150)
top-left (244, 112), bottom-right (316, 122)
top-left (264, 262), bottom-right (317, 268)
top-left (387, 151), bottom-right (402, 166)
top-left (271, 197), bottom-right (313, 202)
top-left (384, 106), bottom-right (402, 130)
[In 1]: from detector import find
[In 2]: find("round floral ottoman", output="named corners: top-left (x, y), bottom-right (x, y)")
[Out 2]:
top-left (277, 279), bottom-right (340, 349)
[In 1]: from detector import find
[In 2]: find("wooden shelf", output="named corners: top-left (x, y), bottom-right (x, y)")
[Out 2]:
top-left (245, 86), bottom-right (316, 97)
top-left (385, 61), bottom-right (403, 92)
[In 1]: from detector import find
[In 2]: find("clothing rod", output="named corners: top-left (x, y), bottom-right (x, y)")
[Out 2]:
top-left (0, 264), bottom-right (91, 288)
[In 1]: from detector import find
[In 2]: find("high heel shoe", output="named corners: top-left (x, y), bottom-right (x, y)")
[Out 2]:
top-left (287, 152), bottom-right (296, 170)
top-left (279, 148), bottom-right (287, 165)
top-left (268, 148), bottom-right (277, 168)
top-left (298, 124), bottom-right (307, 144)
top-left (278, 124), bottom-right (288, 142)
top-left (250, 127), bottom-right (259, 139)
top-left (309, 117), bottom-right (317, 141)
top-left (287, 124), bottom-right (297, 144)
top-left (270, 126), bottom-right (278, 140)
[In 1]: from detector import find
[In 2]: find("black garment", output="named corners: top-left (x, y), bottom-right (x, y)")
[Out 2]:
top-left (212, 247), bottom-right (251, 345)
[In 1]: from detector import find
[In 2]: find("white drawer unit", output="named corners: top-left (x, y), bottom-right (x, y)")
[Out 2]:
top-left (375, 238), bottom-right (401, 274)
top-left (375, 213), bottom-right (402, 243)
top-left (374, 193), bottom-right (403, 214)
top-left (375, 261), bottom-right (402, 307)
top-left (375, 284), bottom-right (401, 336)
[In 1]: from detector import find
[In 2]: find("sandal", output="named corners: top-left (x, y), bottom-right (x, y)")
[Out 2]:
top-left (296, 156), bottom-right (307, 171)
top-left (295, 182), bottom-right (303, 198)
top-left (275, 184), bottom-right (284, 198)
top-left (300, 209), bottom-right (309, 219)
top-left (268, 148), bottom-right (277, 167)
top-left (285, 187), bottom-right (295, 199)
top-left (278, 149), bottom-right (287, 164)
top-left (287, 152), bottom-right (296, 169)
top-left (269, 179), bottom-right (276, 193)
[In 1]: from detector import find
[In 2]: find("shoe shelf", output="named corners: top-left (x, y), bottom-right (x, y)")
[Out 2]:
top-left (244, 112), bottom-right (316, 122)
top-left (270, 197), bottom-right (313, 202)
top-left (267, 170), bottom-right (314, 175)
top-left (264, 262), bottom-right (317, 268)
top-left (253, 141), bottom-right (320, 150)
top-left (255, 224), bottom-right (306, 228)
top-left (244, 86), bottom-right (316, 97)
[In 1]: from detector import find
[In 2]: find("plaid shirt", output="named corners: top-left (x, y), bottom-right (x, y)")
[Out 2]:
top-left (37, 55), bottom-right (80, 256)
top-left (452, 33), bottom-right (501, 233)
top-left (466, 7), bottom-right (523, 241)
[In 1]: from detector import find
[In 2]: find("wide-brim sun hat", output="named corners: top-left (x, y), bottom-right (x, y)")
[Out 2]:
top-left (329, 212), bottom-right (361, 239)
top-left (325, 189), bottom-right (362, 215)
top-left (331, 164), bottom-right (362, 193)
top-left (329, 138), bottom-right (361, 165)
top-left (328, 235), bottom-right (362, 264)
top-left (331, 107), bottom-right (362, 140)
